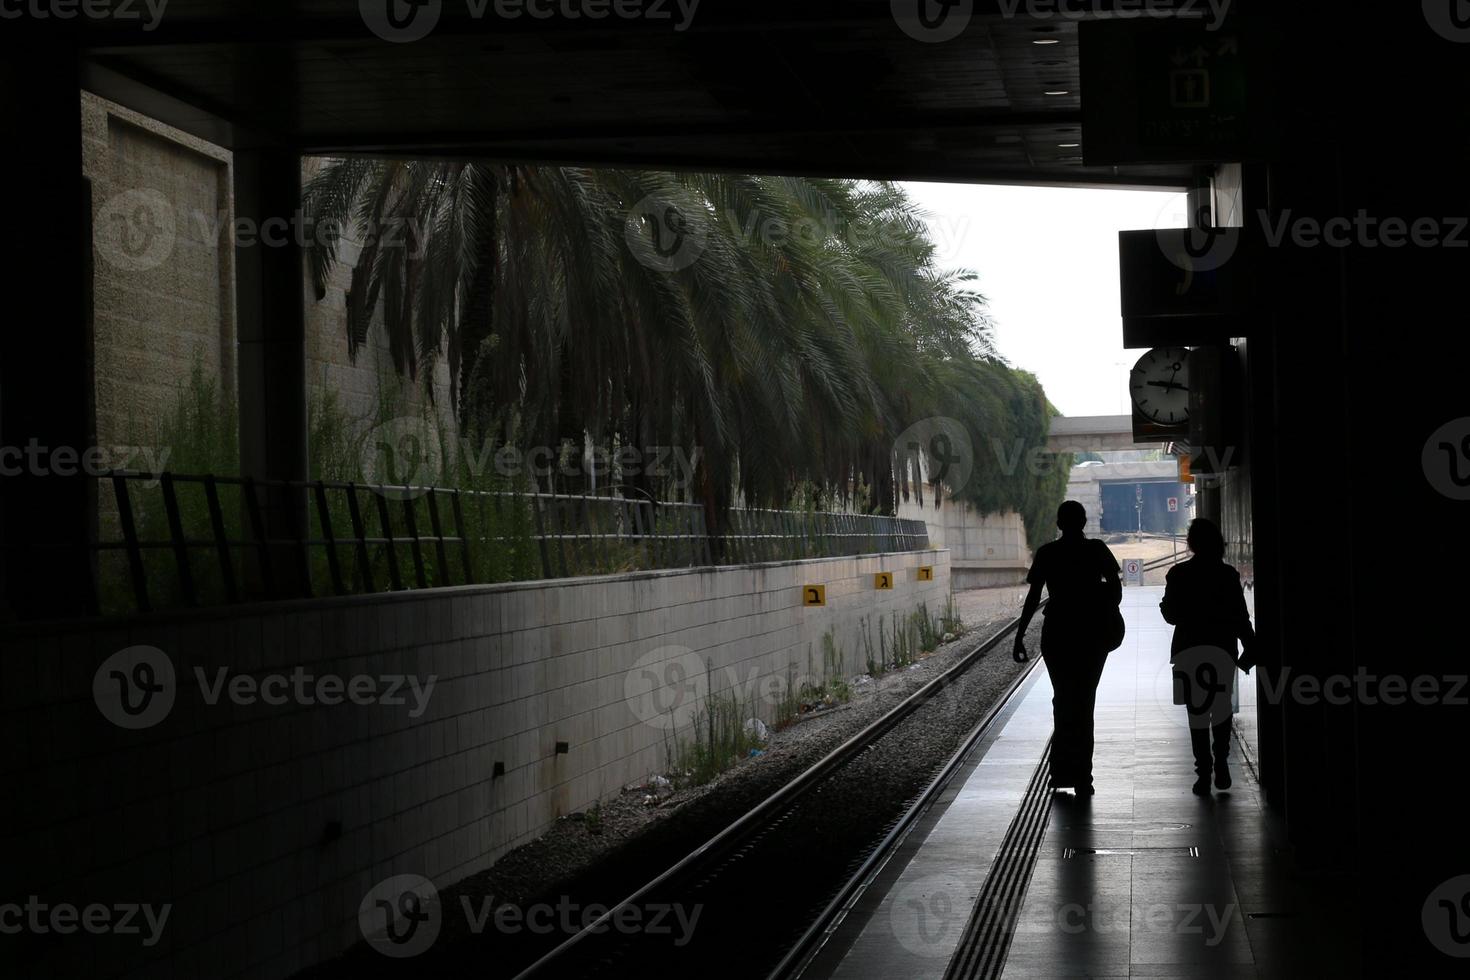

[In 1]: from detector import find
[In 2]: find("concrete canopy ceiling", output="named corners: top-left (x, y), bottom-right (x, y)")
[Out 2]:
top-left (78, 0), bottom-right (1196, 186)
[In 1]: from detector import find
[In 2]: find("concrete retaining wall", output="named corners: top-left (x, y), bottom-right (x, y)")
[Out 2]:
top-left (1, 549), bottom-right (947, 978)
top-left (900, 499), bottom-right (1030, 587)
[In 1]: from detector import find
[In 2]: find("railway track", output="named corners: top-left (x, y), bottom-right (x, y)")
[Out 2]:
top-left (513, 547), bottom-right (1189, 980)
top-left (776, 553), bottom-right (1187, 980)
top-left (508, 552), bottom-right (1193, 980)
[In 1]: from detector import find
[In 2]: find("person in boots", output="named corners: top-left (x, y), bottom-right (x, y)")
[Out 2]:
top-left (1159, 517), bottom-right (1257, 795)
top-left (1014, 501), bottom-right (1123, 796)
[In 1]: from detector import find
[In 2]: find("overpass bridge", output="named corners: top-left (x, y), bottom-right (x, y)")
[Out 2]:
top-left (1045, 414), bottom-right (1139, 455)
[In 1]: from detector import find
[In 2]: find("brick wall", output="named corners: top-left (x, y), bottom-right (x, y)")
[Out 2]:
top-left (83, 91), bottom-right (235, 450)
top-left (2, 549), bottom-right (948, 978)
top-left (82, 95), bottom-right (453, 475)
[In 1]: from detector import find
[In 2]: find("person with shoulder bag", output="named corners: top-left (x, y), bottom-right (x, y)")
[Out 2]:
top-left (1013, 501), bottom-right (1124, 795)
top-left (1159, 517), bottom-right (1256, 796)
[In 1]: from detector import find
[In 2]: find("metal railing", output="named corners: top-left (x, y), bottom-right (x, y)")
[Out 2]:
top-left (79, 471), bottom-right (930, 616)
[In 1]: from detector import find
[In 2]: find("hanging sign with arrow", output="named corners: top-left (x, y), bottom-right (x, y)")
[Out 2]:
top-left (1082, 20), bottom-right (1256, 165)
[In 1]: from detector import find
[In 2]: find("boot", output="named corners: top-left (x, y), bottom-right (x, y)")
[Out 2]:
top-left (1212, 721), bottom-right (1232, 790)
top-left (1189, 728), bottom-right (1213, 795)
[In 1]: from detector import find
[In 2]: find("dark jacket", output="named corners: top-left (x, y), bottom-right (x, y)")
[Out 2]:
top-left (1159, 557), bottom-right (1255, 662)
top-left (1028, 534), bottom-right (1122, 652)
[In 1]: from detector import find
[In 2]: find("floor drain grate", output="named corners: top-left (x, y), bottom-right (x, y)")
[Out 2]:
top-left (1062, 845), bottom-right (1201, 858)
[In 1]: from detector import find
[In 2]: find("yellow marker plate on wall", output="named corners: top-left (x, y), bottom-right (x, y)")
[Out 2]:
top-left (874, 572), bottom-right (894, 590)
top-left (917, 566), bottom-right (935, 582)
top-left (802, 585), bottom-right (827, 607)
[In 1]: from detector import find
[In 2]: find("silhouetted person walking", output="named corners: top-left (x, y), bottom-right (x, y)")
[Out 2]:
top-left (1014, 501), bottom-right (1123, 795)
top-left (1159, 518), bottom-right (1256, 796)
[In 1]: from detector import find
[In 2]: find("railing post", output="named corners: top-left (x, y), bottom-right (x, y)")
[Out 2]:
top-left (111, 475), bottom-right (150, 614)
top-left (627, 496), bottom-right (651, 569)
top-left (203, 475), bottom-right (238, 603)
top-left (582, 495), bottom-right (608, 571)
top-left (313, 482), bottom-right (346, 596)
top-left (242, 476), bottom-right (275, 600)
top-left (685, 505), bottom-right (700, 567)
top-left (531, 493), bottom-right (553, 579)
top-left (451, 490), bottom-right (475, 585)
top-left (733, 509), bottom-right (748, 564)
top-left (374, 491), bottom-right (403, 591)
top-left (426, 490), bottom-right (452, 586)
top-left (295, 483), bottom-right (314, 600)
top-left (649, 500), bottom-right (666, 569)
top-left (345, 483), bottom-right (376, 593)
top-left (402, 496), bottom-right (428, 589)
top-left (551, 494), bottom-right (571, 577)
top-left (158, 473), bottom-right (198, 607)
top-left (697, 506), bottom-right (713, 566)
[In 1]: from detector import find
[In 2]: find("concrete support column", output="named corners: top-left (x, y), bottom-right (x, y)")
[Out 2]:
top-left (1234, 163), bottom-right (1284, 807)
top-left (0, 49), bottom-right (96, 621)
top-left (1248, 11), bottom-right (1470, 965)
top-left (234, 148), bottom-right (308, 597)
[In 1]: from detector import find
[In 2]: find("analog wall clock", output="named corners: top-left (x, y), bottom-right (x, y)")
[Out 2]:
top-left (1130, 347), bottom-right (1190, 425)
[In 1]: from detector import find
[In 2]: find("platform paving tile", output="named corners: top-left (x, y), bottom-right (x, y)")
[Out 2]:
top-left (812, 588), bottom-right (1352, 980)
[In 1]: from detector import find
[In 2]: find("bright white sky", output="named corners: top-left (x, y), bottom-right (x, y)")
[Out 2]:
top-left (902, 182), bottom-right (1186, 418)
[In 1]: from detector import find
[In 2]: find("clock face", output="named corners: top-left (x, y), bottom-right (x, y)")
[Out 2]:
top-left (1130, 347), bottom-right (1191, 425)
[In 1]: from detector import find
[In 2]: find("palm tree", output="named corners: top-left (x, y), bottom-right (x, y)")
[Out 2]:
top-left (303, 161), bottom-right (1067, 550)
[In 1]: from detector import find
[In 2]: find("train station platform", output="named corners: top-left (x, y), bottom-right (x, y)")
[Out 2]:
top-left (807, 586), bottom-right (1358, 979)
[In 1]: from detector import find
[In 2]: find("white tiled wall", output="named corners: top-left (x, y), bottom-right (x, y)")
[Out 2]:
top-left (2, 549), bottom-right (948, 978)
